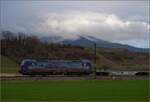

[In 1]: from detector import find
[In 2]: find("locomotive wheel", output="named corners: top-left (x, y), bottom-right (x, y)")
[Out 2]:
top-left (30, 74), bottom-right (35, 77)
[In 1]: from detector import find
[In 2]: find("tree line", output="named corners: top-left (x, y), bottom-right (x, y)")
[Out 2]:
top-left (1, 31), bottom-right (95, 64)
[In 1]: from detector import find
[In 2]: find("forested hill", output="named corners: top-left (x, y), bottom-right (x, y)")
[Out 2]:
top-left (1, 31), bottom-right (149, 72)
top-left (1, 31), bottom-right (95, 64)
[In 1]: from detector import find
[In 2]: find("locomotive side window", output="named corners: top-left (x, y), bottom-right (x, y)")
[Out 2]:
top-left (34, 62), bottom-right (49, 68)
top-left (67, 62), bottom-right (83, 68)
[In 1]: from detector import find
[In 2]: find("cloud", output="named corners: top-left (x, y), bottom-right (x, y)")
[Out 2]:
top-left (117, 39), bottom-right (149, 48)
top-left (30, 11), bottom-right (149, 42)
top-left (1, 10), bottom-right (149, 41)
top-left (0, 0), bottom-right (149, 48)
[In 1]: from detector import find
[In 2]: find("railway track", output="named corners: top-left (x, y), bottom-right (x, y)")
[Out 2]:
top-left (0, 74), bottom-right (148, 80)
top-left (0, 75), bottom-right (93, 80)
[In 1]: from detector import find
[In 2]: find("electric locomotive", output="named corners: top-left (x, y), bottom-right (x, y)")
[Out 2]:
top-left (19, 59), bottom-right (94, 75)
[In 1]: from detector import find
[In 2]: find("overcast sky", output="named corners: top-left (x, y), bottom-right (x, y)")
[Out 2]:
top-left (0, 0), bottom-right (149, 48)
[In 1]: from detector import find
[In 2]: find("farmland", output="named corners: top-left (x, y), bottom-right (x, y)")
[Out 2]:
top-left (1, 80), bottom-right (149, 102)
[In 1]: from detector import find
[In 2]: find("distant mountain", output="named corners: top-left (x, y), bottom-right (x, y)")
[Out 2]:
top-left (40, 35), bottom-right (149, 52)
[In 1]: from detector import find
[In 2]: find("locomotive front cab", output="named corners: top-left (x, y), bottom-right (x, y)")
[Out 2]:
top-left (19, 59), bottom-right (37, 75)
top-left (81, 60), bottom-right (94, 74)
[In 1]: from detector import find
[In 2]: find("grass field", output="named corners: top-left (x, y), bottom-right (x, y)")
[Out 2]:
top-left (1, 80), bottom-right (149, 102)
top-left (0, 55), bottom-right (19, 73)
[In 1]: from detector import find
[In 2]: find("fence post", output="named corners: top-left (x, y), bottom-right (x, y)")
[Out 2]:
top-left (94, 43), bottom-right (96, 79)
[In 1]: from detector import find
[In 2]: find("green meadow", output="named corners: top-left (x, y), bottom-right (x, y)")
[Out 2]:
top-left (1, 80), bottom-right (149, 102)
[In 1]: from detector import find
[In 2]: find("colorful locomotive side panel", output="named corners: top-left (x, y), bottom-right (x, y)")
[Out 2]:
top-left (31, 61), bottom-right (51, 74)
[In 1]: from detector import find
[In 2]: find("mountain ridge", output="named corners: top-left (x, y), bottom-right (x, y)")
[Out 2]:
top-left (40, 35), bottom-right (149, 52)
